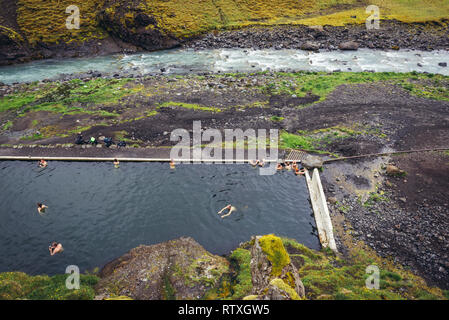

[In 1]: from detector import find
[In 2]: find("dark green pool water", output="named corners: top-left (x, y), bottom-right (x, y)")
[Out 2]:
top-left (0, 161), bottom-right (318, 275)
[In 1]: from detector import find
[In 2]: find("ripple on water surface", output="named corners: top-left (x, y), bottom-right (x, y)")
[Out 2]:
top-left (0, 48), bottom-right (448, 84)
top-left (0, 161), bottom-right (318, 275)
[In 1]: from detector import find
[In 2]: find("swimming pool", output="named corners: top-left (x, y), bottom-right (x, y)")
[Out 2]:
top-left (0, 161), bottom-right (318, 275)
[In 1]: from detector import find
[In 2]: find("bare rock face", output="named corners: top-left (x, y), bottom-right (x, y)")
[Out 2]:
top-left (95, 237), bottom-right (229, 300)
top-left (247, 235), bottom-right (305, 300)
top-left (98, 1), bottom-right (180, 51)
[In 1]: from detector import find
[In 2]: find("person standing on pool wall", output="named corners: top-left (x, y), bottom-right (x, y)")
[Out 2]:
top-left (218, 204), bottom-right (236, 218)
top-left (49, 242), bottom-right (63, 256)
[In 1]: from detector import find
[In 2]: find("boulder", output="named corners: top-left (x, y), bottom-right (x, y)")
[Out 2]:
top-left (386, 164), bottom-right (405, 176)
top-left (301, 155), bottom-right (324, 169)
top-left (95, 237), bottom-right (229, 300)
top-left (300, 41), bottom-right (320, 51)
top-left (338, 41), bottom-right (359, 50)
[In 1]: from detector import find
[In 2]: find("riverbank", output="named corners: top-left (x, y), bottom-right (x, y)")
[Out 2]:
top-left (1, 0), bottom-right (448, 66)
top-left (0, 70), bottom-right (448, 290)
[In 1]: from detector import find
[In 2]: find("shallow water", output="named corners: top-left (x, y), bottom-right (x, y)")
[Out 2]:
top-left (0, 48), bottom-right (448, 84)
top-left (0, 161), bottom-right (317, 275)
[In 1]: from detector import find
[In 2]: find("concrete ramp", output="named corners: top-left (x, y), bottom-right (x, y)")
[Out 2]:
top-left (305, 168), bottom-right (337, 252)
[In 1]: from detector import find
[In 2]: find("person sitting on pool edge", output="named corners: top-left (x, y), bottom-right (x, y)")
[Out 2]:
top-left (113, 158), bottom-right (120, 168)
top-left (38, 159), bottom-right (47, 168)
top-left (258, 159), bottom-right (265, 167)
top-left (49, 242), bottom-right (63, 256)
top-left (75, 132), bottom-right (85, 145)
top-left (37, 203), bottom-right (47, 214)
top-left (218, 204), bottom-right (236, 218)
top-left (292, 161), bottom-right (298, 170)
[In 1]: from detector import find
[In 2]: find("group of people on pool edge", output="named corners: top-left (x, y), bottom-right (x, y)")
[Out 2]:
top-left (277, 161), bottom-right (306, 176)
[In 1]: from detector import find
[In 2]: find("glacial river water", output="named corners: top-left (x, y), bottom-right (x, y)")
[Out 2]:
top-left (0, 161), bottom-right (318, 275)
top-left (0, 48), bottom-right (448, 84)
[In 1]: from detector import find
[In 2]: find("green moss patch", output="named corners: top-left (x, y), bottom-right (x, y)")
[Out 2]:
top-left (0, 271), bottom-right (98, 300)
top-left (258, 234), bottom-right (290, 277)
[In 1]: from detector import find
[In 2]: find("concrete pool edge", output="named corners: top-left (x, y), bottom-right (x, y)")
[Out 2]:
top-left (305, 168), bottom-right (338, 252)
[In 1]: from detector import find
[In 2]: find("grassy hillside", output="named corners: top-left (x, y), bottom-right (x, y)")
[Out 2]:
top-left (0, 272), bottom-right (98, 300)
top-left (2, 0), bottom-right (448, 45)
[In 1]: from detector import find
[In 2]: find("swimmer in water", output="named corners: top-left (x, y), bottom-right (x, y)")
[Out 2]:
top-left (285, 161), bottom-right (292, 170)
top-left (170, 159), bottom-right (175, 169)
top-left (218, 204), bottom-right (236, 218)
top-left (249, 160), bottom-right (258, 167)
top-left (258, 159), bottom-right (264, 167)
top-left (38, 159), bottom-right (47, 168)
top-left (295, 167), bottom-right (306, 176)
top-left (37, 203), bottom-right (47, 214)
top-left (113, 158), bottom-right (120, 168)
top-left (276, 163), bottom-right (283, 171)
top-left (49, 242), bottom-right (63, 256)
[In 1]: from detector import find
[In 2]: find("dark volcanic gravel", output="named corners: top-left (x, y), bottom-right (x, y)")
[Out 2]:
top-left (185, 20), bottom-right (449, 51)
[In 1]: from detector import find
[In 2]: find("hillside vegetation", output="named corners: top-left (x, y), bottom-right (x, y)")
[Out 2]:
top-left (1, 0), bottom-right (448, 46)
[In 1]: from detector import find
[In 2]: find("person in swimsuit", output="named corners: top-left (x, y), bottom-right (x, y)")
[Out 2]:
top-left (170, 159), bottom-right (176, 169)
top-left (258, 159), bottom-right (265, 167)
top-left (37, 203), bottom-right (47, 214)
top-left (292, 161), bottom-right (298, 170)
top-left (249, 160), bottom-right (258, 167)
top-left (276, 163), bottom-right (283, 171)
top-left (113, 158), bottom-right (120, 168)
top-left (218, 204), bottom-right (236, 218)
top-left (49, 242), bottom-right (63, 256)
top-left (38, 159), bottom-right (47, 168)
top-left (295, 167), bottom-right (306, 176)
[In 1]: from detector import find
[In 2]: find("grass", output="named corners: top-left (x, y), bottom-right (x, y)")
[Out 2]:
top-left (2, 120), bottom-right (13, 131)
top-left (0, 272), bottom-right (99, 300)
top-left (158, 101), bottom-right (222, 112)
top-left (0, 78), bottom-right (134, 116)
top-left (270, 116), bottom-right (284, 122)
top-left (229, 248), bottom-right (253, 299)
top-left (363, 190), bottom-right (389, 208)
top-left (279, 126), bottom-right (361, 155)
top-left (263, 72), bottom-right (449, 103)
top-left (7, 0), bottom-right (447, 49)
top-left (281, 237), bottom-right (446, 300)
